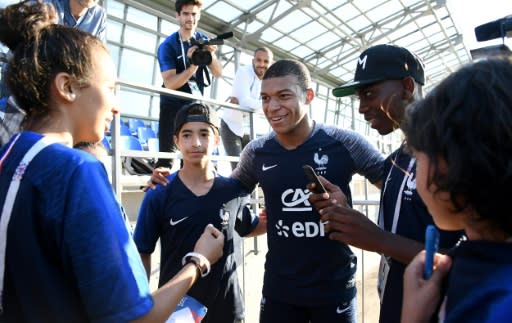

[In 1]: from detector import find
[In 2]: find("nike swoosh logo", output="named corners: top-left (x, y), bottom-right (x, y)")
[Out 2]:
top-left (170, 217), bottom-right (189, 226)
top-left (262, 164), bottom-right (278, 171)
top-left (336, 305), bottom-right (350, 315)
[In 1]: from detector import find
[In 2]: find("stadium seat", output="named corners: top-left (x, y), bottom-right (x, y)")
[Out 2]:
top-left (150, 120), bottom-right (159, 136)
top-left (137, 127), bottom-right (156, 145)
top-left (101, 136), bottom-right (111, 151)
top-left (128, 118), bottom-right (145, 135)
top-left (108, 120), bottom-right (131, 136)
top-left (120, 124), bottom-right (131, 136)
top-left (119, 135), bottom-right (143, 151)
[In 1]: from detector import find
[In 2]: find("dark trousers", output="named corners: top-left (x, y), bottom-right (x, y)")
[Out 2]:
top-left (220, 119), bottom-right (250, 170)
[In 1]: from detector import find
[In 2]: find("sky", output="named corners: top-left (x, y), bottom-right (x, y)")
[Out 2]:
top-left (448, 0), bottom-right (512, 50)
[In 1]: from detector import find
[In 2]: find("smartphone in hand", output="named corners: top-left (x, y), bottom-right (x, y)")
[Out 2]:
top-left (303, 165), bottom-right (327, 194)
top-left (424, 225), bottom-right (440, 279)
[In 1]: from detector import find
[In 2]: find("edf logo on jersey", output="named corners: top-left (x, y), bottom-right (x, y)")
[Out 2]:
top-left (277, 188), bottom-right (325, 238)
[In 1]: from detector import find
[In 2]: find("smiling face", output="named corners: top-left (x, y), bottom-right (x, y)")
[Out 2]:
top-left (261, 75), bottom-right (313, 138)
top-left (176, 4), bottom-right (201, 32)
top-left (253, 50), bottom-right (272, 79)
top-left (174, 121), bottom-right (219, 165)
top-left (71, 47), bottom-right (118, 144)
top-left (356, 79), bottom-right (408, 135)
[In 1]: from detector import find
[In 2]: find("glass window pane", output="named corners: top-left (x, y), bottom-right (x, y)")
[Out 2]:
top-left (106, 20), bottom-right (123, 43)
top-left (119, 49), bottom-right (155, 84)
top-left (124, 26), bottom-right (157, 54)
top-left (119, 89), bottom-right (150, 117)
top-left (127, 7), bottom-right (157, 30)
top-left (106, 0), bottom-right (124, 19)
top-left (107, 44), bottom-right (120, 70)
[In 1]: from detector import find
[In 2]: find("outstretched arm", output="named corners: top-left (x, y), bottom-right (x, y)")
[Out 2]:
top-left (131, 224), bottom-right (224, 323)
top-left (308, 176), bottom-right (424, 264)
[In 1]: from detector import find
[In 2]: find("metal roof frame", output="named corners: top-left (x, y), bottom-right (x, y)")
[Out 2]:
top-left (144, 0), bottom-right (471, 92)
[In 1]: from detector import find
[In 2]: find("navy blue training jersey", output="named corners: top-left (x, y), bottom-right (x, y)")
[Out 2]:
top-left (232, 123), bottom-right (384, 306)
top-left (133, 173), bottom-right (258, 323)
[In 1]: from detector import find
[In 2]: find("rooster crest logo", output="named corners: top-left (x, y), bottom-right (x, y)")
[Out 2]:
top-left (314, 152), bottom-right (328, 174)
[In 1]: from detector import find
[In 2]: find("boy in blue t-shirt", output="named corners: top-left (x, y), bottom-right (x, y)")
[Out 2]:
top-left (134, 102), bottom-right (266, 323)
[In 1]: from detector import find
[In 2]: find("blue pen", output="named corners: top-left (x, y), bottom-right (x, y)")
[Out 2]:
top-left (424, 225), bottom-right (440, 279)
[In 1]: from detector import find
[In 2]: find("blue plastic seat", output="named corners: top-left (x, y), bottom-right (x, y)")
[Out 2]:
top-left (120, 124), bottom-right (131, 136)
top-left (108, 120), bottom-right (131, 136)
top-left (150, 120), bottom-right (159, 136)
top-left (137, 126), bottom-right (156, 145)
top-left (128, 119), bottom-right (145, 135)
top-left (120, 135), bottom-right (143, 151)
top-left (101, 136), bottom-right (111, 151)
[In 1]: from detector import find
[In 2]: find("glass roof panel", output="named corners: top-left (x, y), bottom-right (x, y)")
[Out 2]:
top-left (260, 27), bottom-right (283, 43)
top-left (190, 0), bottom-right (472, 90)
top-left (206, 2), bottom-right (242, 21)
top-left (257, 1), bottom-right (293, 22)
top-left (272, 11), bottom-right (312, 32)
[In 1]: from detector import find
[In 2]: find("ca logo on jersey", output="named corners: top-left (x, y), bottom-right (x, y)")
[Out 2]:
top-left (282, 188), bottom-right (312, 211)
top-left (277, 187), bottom-right (326, 238)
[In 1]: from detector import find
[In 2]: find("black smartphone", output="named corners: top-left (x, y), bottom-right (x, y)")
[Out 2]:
top-left (302, 165), bottom-right (327, 193)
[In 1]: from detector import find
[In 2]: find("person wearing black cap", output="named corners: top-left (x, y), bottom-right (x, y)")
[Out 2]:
top-left (133, 101), bottom-right (266, 323)
top-left (308, 44), bottom-right (463, 323)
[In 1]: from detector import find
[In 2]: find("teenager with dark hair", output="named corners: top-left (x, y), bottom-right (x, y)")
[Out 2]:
top-left (134, 101), bottom-right (266, 323)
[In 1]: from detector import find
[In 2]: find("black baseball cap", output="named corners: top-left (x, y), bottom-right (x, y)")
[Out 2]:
top-left (174, 101), bottom-right (220, 135)
top-left (332, 44), bottom-right (425, 97)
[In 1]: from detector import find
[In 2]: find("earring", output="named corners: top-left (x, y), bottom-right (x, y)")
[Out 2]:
top-left (69, 93), bottom-right (76, 100)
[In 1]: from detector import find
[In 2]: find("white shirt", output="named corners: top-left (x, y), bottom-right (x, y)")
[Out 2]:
top-left (221, 64), bottom-right (261, 137)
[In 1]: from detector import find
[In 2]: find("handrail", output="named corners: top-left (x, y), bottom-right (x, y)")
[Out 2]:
top-left (118, 80), bottom-right (256, 113)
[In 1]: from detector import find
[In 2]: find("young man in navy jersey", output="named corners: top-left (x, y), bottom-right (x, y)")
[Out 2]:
top-left (309, 44), bottom-right (463, 323)
top-left (230, 59), bottom-right (384, 323)
top-left (147, 60), bottom-right (384, 322)
top-left (134, 102), bottom-right (266, 323)
top-left (155, 0), bottom-right (222, 168)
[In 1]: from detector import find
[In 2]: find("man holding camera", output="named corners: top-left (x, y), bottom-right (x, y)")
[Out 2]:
top-left (156, 0), bottom-right (222, 168)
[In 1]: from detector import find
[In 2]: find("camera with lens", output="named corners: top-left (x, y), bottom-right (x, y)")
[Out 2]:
top-left (189, 32), bottom-right (233, 66)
